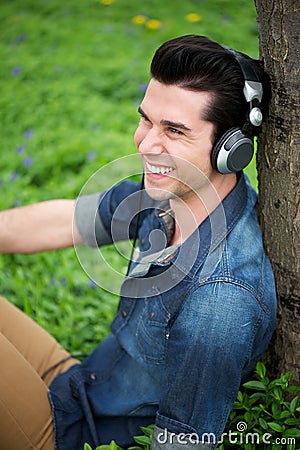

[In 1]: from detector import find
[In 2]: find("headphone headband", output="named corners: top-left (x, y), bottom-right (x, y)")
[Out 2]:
top-left (220, 45), bottom-right (263, 127)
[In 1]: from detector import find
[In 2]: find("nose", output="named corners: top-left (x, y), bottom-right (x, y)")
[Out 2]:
top-left (136, 126), bottom-right (165, 155)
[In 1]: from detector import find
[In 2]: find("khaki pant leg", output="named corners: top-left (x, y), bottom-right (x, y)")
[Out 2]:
top-left (0, 333), bottom-right (55, 450)
top-left (0, 296), bottom-right (80, 449)
top-left (0, 295), bottom-right (79, 385)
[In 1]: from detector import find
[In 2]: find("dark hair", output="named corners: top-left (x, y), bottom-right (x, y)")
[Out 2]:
top-left (150, 35), bottom-right (271, 142)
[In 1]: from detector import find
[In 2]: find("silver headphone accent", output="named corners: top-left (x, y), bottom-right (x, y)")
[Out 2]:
top-left (243, 80), bottom-right (263, 126)
top-left (249, 107), bottom-right (263, 127)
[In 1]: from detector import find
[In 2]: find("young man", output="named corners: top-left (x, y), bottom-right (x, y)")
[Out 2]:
top-left (0, 35), bottom-right (276, 449)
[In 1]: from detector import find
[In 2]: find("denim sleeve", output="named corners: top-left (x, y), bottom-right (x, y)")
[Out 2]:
top-left (75, 181), bottom-right (144, 247)
top-left (75, 192), bottom-right (111, 247)
top-left (152, 281), bottom-right (268, 449)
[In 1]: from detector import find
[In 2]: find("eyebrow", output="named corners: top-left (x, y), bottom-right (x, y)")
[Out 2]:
top-left (138, 106), bottom-right (192, 132)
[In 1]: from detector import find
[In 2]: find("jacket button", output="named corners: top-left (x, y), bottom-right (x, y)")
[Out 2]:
top-left (121, 310), bottom-right (127, 318)
top-left (149, 312), bottom-right (154, 319)
top-left (90, 373), bottom-right (97, 381)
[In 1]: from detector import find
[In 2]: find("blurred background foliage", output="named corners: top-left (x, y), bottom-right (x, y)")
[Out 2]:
top-left (0, 0), bottom-right (259, 354)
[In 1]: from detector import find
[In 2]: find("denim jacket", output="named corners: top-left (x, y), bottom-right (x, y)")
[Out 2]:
top-left (49, 173), bottom-right (277, 450)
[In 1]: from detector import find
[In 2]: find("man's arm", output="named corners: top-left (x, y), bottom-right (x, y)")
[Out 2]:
top-left (0, 199), bottom-right (83, 254)
top-left (0, 180), bottom-right (148, 255)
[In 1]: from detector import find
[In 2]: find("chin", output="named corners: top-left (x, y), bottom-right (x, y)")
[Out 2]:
top-left (143, 180), bottom-right (173, 202)
top-left (145, 186), bottom-right (171, 202)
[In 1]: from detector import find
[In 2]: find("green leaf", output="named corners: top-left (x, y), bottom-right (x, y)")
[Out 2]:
top-left (282, 372), bottom-right (292, 384)
top-left (268, 422), bottom-right (284, 432)
top-left (287, 444), bottom-right (296, 450)
top-left (249, 392), bottom-right (266, 400)
top-left (237, 390), bottom-right (244, 403)
top-left (283, 428), bottom-right (300, 437)
top-left (284, 418), bottom-right (299, 426)
top-left (244, 443), bottom-right (255, 450)
top-left (243, 381), bottom-right (266, 390)
top-left (251, 405), bottom-right (263, 412)
top-left (258, 418), bottom-right (269, 430)
top-left (94, 443), bottom-right (123, 450)
top-left (84, 444), bottom-right (93, 450)
top-left (272, 387), bottom-right (283, 401)
top-left (140, 425), bottom-right (154, 437)
top-left (269, 379), bottom-right (283, 389)
top-left (134, 436), bottom-right (151, 446)
top-left (127, 447), bottom-right (143, 450)
top-left (271, 444), bottom-right (282, 450)
top-left (289, 396), bottom-right (300, 413)
top-left (272, 402), bottom-right (282, 419)
top-left (256, 361), bottom-right (267, 379)
top-left (286, 386), bottom-right (300, 393)
top-left (245, 410), bottom-right (253, 423)
top-left (280, 411), bottom-right (291, 419)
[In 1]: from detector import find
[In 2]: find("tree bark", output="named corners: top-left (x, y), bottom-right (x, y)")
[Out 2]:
top-left (254, 0), bottom-right (300, 384)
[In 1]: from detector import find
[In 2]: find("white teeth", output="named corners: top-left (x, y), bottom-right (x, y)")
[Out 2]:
top-left (146, 162), bottom-right (173, 174)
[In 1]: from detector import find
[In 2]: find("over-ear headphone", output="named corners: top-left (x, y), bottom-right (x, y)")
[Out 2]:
top-left (211, 46), bottom-right (264, 174)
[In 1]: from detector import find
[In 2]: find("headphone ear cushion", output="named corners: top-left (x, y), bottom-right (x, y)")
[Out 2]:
top-left (211, 128), bottom-right (254, 174)
top-left (211, 128), bottom-right (239, 171)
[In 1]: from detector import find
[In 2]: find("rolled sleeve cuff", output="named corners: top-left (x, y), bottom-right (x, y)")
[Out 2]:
top-left (74, 193), bottom-right (112, 247)
top-left (151, 426), bottom-right (214, 450)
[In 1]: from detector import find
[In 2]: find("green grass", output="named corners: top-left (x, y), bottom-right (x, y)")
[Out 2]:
top-left (0, 0), bottom-right (259, 353)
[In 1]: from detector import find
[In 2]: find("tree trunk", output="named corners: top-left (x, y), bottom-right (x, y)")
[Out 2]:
top-left (254, 0), bottom-right (300, 384)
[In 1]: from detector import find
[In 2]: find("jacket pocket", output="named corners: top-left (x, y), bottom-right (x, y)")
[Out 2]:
top-left (136, 295), bottom-right (171, 364)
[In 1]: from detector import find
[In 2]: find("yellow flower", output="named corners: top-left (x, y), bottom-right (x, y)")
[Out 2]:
top-left (146, 19), bottom-right (162, 30)
top-left (100, 0), bottom-right (113, 5)
top-left (185, 13), bottom-right (201, 23)
top-left (132, 15), bottom-right (148, 25)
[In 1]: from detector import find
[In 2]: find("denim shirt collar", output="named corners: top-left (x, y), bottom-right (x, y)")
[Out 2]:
top-left (174, 172), bottom-right (248, 278)
top-left (130, 173), bottom-right (248, 280)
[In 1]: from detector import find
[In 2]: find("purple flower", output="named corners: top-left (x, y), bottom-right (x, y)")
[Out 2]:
top-left (11, 66), bottom-right (22, 76)
top-left (139, 83), bottom-right (148, 93)
top-left (61, 277), bottom-right (68, 287)
top-left (10, 171), bottom-right (19, 182)
top-left (24, 129), bottom-right (33, 140)
top-left (16, 145), bottom-right (25, 154)
top-left (13, 34), bottom-right (27, 45)
top-left (86, 150), bottom-right (97, 162)
top-left (88, 279), bottom-right (97, 289)
top-left (23, 156), bottom-right (33, 168)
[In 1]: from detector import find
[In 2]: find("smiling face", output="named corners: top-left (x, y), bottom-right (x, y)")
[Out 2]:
top-left (134, 79), bottom-right (219, 204)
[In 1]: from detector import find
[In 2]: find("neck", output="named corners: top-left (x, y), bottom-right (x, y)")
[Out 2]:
top-left (169, 173), bottom-right (237, 246)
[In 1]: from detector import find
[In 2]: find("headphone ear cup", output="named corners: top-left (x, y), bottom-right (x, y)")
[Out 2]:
top-left (211, 128), bottom-right (254, 174)
top-left (211, 128), bottom-right (238, 172)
